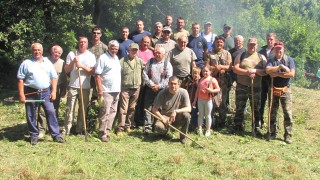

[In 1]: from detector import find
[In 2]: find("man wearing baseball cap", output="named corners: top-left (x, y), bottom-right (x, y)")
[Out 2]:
top-left (117, 43), bottom-right (144, 135)
top-left (155, 26), bottom-right (176, 58)
top-left (266, 41), bottom-right (295, 144)
top-left (201, 22), bottom-right (217, 51)
top-left (233, 38), bottom-right (267, 136)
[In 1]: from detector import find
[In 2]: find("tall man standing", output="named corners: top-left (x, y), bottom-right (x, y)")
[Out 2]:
top-left (150, 22), bottom-right (163, 51)
top-left (220, 24), bottom-right (234, 51)
top-left (155, 26), bottom-right (176, 58)
top-left (152, 76), bottom-right (191, 144)
top-left (233, 38), bottom-right (267, 135)
top-left (201, 22), bottom-right (216, 51)
top-left (17, 43), bottom-right (64, 145)
top-left (188, 23), bottom-right (208, 68)
top-left (206, 36), bottom-right (232, 128)
top-left (172, 17), bottom-right (190, 42)
top-left (62, 37), bottom-right (96, 136)
top-left (166, 35), bottom-right (197, 88)
top-left (266, 42), bottom-right (295, 144)
top-left (142, 47), bottom-right (173, 133)
top-left (95, 40), bottom-right (121, 142)
top-left (129, 20), bottom-right (151, 44)
top-left (116, 43), bottom-right (143, 135)
top-left (164, 15), bottom-right (173, 27)
top-left (117, 26), bottom-right (134, 59)
top-left (258, 33), bottom-right (277, 128)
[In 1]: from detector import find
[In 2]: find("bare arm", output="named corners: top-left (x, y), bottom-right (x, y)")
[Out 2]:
top-left (50, 78), bottom-right (57, 100)
top-left (95, 74), bottom-right (103, 97)
top-left (18, 79), bottom-right (25, 103)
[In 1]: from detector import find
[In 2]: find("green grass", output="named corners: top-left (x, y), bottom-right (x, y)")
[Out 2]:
top-left (0, 86), bottom-right (319, 179)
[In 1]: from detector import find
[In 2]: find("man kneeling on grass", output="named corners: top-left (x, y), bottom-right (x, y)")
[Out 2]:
top-left (151, 76), bottom-right (191, 144)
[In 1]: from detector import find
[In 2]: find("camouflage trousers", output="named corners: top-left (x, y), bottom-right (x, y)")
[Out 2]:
top-left (270, 87), bottom-right (293, 136)
top-left (234, 83), bottom-right (261, 129)
top-left (216, 76), bottom-right (228, 124)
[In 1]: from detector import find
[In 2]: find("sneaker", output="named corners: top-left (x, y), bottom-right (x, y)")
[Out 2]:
top-left (205, 130), bottom-right (211, 137)
top-left (101, 136), bottom-right (109, 142)
top-left (30, 138), bottom-right (38, 146)
top-left (116, 130), bottom-right (123, 136)
top-left (38, 132), bottom-right (45, 139)
top-left (197, 129), bottom-right (203, 136)
top-left (284, 135), bottom-right (293, 144)
top-left (53, 136), bottom-right (65, 143)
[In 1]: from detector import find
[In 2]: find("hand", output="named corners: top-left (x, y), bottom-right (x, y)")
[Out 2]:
top-left (152, 84), bottom-right (159, 92)
top-left (279, 64), bottom-right (290, 73)
top-left (205, 87), bottom-right (212, 93)
top-left (60, 88), bottom-right (67, 98)
top-left (50, 91), bottom-right (56, 101)
top-left (192, 101), bottom-right (197, 107)
top-left (169, 111), bottom-right (177, 124)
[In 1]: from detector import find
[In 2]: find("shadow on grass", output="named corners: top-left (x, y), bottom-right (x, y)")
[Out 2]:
top-left (0, 123), bottom-right (28, 142)
top-left (128, 130), bottom-right (179, 144)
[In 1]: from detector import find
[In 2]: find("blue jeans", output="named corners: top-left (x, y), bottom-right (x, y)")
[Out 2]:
top-left (25, 87), bottom-right (61, 139)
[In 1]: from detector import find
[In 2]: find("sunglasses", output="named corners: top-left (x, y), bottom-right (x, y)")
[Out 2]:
top-left (163, 31), bottom-right (171, 34)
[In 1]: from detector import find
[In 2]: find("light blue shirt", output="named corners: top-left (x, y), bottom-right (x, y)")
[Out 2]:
top-left (95, 52), bottom-right (121, 92)
top-left (17, 57), bottom-right (57, 89)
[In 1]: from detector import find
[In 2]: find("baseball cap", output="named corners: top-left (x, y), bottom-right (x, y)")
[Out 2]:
top-left (274, 41), bottom-right (284, 48)
top-left (205, 22), bottom-right (212, 25)
top-left (248, 38), bottom-right (258, 44)
top-left (129, 43), bottom-right (139, 49)
top-left (162, 26), bottom-right (172, 32)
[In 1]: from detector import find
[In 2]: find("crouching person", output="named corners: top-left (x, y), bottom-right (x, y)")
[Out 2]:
top-left (116, 43), bottom-right (143, 135)
top-left (95, 40), bottom-right (121, 142)
top-left (151, 76), bottom-right (191, 144)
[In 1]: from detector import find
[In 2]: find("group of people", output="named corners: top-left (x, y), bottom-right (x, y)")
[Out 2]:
top-left (17, 15), bottom-right (295, 145)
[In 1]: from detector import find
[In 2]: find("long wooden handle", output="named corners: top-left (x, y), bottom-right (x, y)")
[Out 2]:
top-left (144, 109), bottom-right (204, 148)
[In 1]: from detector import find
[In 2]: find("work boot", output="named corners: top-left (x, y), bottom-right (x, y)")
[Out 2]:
top-left (116, 129), bottom-right (123, 136)
top-left (53, 136), bottom-right (65, 143)
top-left (284, 134), bottom-right (293, 144)
top-left (180, 134), bottom-right (186, 144)
top-left (30, 137), bottom-right (38, 146)
top-left (101, 136), bottom-right (110, 143)
top-left (125, 127), bottom-right (132, 133)
top-left (255, 128), bottom-right (263, 138)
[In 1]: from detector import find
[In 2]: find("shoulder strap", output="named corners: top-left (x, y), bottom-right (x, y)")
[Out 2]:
top-left (258, 53), bottom-right (263, 62)
top-left (240, 51), bottom-right (246, 62)
top-left (283, 54), bottom-right (289, 67)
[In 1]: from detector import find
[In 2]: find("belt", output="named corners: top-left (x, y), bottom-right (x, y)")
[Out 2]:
top-left (25, 86), bottom-right (49, 96)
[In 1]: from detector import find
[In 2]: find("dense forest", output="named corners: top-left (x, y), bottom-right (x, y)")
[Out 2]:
top-left (0, 0), bottom-right (319, 88)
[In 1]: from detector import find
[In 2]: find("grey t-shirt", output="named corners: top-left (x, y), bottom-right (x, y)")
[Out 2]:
top-left (153, 88), bottom-right (190, 116)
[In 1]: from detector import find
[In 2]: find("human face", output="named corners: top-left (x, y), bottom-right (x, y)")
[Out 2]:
top-left (165, 16), bottom-right (173, 26)
top-left (274, 46), bottom-right (284, 59)
top-left (176, 19), bottom-right (185, 29)
top-left (192, 24), bottom-right (200, 36)
top-left (136, 21), bottom-right (144, 33)
top-left (121, 28), bottom-right (129, 40)
top-left (129, 48), bottom-right (138, 58)
top-left (223, 27), bottom-right (232, 36)
top-left (154, 48), bottom-right (165, 61)
top-left (247, 43), bottom-right (258, 54)
top-left (234, 37), bottom-right (243, 49)
top-left (51, 46), bottom-right (62, 61)
top-left (214, 39), bottom-right (224, 51)
top-left (169, 79), bottom-right (180, 94)
top-left (92, 30), bottom-right (102, 41)
top-left (192, 71), bottom-right (200, 80)
top-left (267, 35), bottom-right (276, 48)
top-left (32, 44), bottom-right (43, 60)
top-left (162, 30), bottom-right (171, 40)
top-left (204, 24), bottom-right (212, 34)
top-left (108, 46), bottom-right (119, 57)
top-left (78, 38), bottom-right (88, 52)
top-left (178, 37), bottom-right (188, 51)
top-left (154, 24), bottom-right (163, 34)
top-left (202, 67), bottom-right (210, 78)
top-left (140, 37), bottom-right (150, 50)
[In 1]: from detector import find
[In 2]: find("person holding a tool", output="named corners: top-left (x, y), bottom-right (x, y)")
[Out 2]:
top-left (233, 38), bottom-right (267, 136)
top-left (17, 42), bottom-right (64, 145)
top-left (266, 41), bottom-right (295, 144)
top-left (151, 76), bottom-right (191, 144)
top-left (95, 40), bottom-right (121, 143)
top-left (62, 36), bottom-right (96, 136)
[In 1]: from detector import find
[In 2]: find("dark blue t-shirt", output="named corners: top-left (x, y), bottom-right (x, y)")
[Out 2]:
top-left (187, 35), bottom-right (208, 68)
top-left (117, 39), bottom-right (134, 59)
top-left (267, 55), bottom-right (295, 87)
top-left (128, 31), bottom-right (151, 44)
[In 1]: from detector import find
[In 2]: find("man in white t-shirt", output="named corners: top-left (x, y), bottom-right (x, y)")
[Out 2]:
top-left (95, 40), bottom-right (121, 142)
top-left (201, 22), bottom-right (217, 52)
top-left (62, 37), bottom-right (96, 135)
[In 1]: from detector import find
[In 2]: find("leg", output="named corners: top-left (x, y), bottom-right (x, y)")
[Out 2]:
top-left (118, 90), bottom-right (130, 132)
top-left (63, 87), bottom-right (78, 135)
top-left (76, 89), bottom-right (90, 134)
top-left (37, 105), bottom-right (47, 136)
top-left (25, 96), bottom-right (39, 139)
top-left (280, 89), bottom-right (293, 142)
top-left (197, 99), bottom-right (205, 130)
top-left (233, 84), bottom-right (249, 130)
top-left (126, 88), bottom-right (140, 129)
top-left (270, 95), bottom-right (280, 135)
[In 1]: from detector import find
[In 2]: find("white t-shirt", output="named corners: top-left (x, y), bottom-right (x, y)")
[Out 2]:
top-left (203, 32), bottom-right (216, 43)
top-left (95, 52), bottom-right (121, 93)
top-left (66, 50), bottom-right (96, 89)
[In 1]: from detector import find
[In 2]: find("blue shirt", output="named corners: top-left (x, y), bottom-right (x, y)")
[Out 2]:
top-left (117, 38), bottom-right (134, 59)
top-left (187, 35), bottom-right (208, 68)
top-left (267, 55), bottom-right (295, 87)
top-left (128, 31), bottom-right (152, 44)
top-left (17, 57), bottom-right (57, 89)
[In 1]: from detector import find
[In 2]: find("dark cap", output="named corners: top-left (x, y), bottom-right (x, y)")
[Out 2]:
top-left (223, 24), bottom-right (232, 29)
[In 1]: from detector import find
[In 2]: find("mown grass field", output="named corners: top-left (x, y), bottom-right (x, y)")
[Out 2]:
top-left (0, 86), bottom-right (319, 179)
